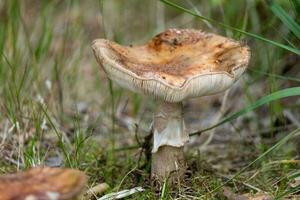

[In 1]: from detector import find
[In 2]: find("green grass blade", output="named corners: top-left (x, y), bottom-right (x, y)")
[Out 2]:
top-left (269, 0), bottom-right (300, 39)
top-left (210, 128), bottom-right (300, 195)
top-left (39, 103), bottom-right (73, 167)
top-left (160, 0), bottom-right (300, 55)
top-left (275, 184), bottom-right (300, 199)
top-left (190, 87), bottom-right (300, 136)
top-left (249, 69), bottom-right (300, 83)
top-left (160, 178), bottom-right (168, 200)
top-left (290, 0), bottom-right (300, 15)
top-left (0, 24), bottom-right (5, 55)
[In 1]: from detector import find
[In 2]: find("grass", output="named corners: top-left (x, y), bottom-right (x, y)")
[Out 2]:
top-left (0, 0), bottom-right (300, 199)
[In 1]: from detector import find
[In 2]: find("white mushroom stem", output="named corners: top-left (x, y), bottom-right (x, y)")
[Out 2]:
top-left (151, 101), bottom-right (189, 182)
top-left (152, 102), bottom-right (188, 153)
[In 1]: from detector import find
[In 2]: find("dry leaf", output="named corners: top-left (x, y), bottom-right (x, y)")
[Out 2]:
top-left (0, 167), bottom-right (86, 200)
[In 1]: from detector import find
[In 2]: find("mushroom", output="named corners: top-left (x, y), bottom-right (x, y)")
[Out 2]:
top-left (0, 167), bottom-right (86, 200)
top-left (92, 29), bottom-right (250, 183)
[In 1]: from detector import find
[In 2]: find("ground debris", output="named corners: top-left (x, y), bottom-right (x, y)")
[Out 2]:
top-left (97, 187), bottom-right (144, 200)
top-left (223, 187), bottom-right (272, 200)
top-left (85, 183), bottom-right (110, 199)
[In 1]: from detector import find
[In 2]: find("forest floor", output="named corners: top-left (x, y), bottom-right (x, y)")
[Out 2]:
top-left (0, 0), bottom-right (300, 199)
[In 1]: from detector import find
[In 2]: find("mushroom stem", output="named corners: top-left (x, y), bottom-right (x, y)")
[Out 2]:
top-left (151, 102), bottom-right (188, 183)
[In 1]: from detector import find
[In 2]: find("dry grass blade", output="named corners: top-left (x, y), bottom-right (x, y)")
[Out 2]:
top-left (223, 187), bottom-right (272, 200)
top-left (85, 183), bottom-right (110, 199)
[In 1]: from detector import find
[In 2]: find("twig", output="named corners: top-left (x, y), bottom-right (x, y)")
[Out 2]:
top-left (137, 126), bottom-right (153, 169)
top-left (4, 156), bottom-right (25, 167)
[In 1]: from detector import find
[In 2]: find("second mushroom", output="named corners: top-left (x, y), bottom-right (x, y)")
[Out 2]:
top-left (92, 29), bottom-right (250, 183)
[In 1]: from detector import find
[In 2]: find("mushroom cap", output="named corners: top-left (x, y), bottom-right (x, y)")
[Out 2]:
top-left (0, 167), bottom-right (86, 200)
top-left (92, 29), bottom-right (250, 102)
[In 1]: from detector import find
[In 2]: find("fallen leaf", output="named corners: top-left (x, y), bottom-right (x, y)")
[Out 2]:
top-left (0, 167), bottom-right (86, 200)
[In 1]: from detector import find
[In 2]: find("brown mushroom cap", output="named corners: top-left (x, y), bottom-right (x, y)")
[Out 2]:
top-left (92, 29), bottom-right (250, 102)
top-left (0, 167), bottom-right (86, 200)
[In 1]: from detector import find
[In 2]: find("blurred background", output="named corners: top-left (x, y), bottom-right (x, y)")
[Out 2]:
top-left (0, 0), bottom-right (299, 199)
